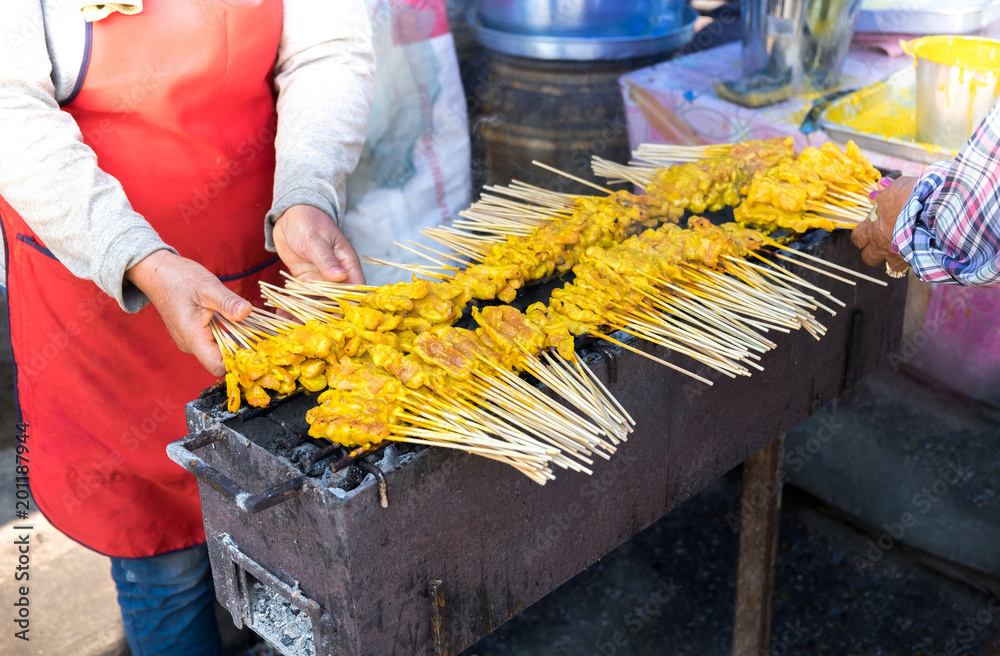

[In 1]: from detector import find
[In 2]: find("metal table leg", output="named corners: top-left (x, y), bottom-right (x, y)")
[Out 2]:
top-left (732, 433), bottom-right (786, 656)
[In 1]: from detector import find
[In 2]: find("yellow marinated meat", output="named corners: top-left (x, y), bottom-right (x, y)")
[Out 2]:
top-left (796, 146), bottom-right (864, 192)
top-left (571, 260), bottom-right (629, 302)
top-left (375, 314), bottom-right (403, 332)
top-left (728, 136), bottom-right (796, 171)
top-left (396, 329), bottom-right (418, 352)
top-left (525, 303), bottom-right (576, 361)
top-left (473, 306), bottom-right (547, 357)
top-left (432, 326), bottom-right (492, 365)
top-left (688, 219), bottom-right (769, 258)
top-left (471, 330), bottom-right (524, 370)
top-left (451, 264), bottom-right (522, 300)
top-left (299, 358), bottom-right (326, 380)
top-left (412, 332), bottom-right (474, 380)
top-left (401, 316), bottom-right (434, 333)
top-left (497, 283), bottom-right (519, 304)
top-left (325, 356), bottom-right (403, 398)
top-left (467, 191), bottom-right (651, 297)
top-left (244, 383), bottom-right (271, 408)
top-left (643, 157), bottom-right (753, 222)
top-left (286, 323), bottom-right (335, 359)
top-left (410, 291), bottom-right (458, 324)
top-left (340, 301), bottom-right (384, 331)
top-left (369, 344), bottom-right (432, 389)
top-left (306, 389), bottom-right (398, 446)
top-left (230, 349), bottom-right (269, 387)
top-left (548, 288), bottom-right (605, 326)
top-left (734, 201), bottom-right (838, 233)
top-left (224, 138), bottom-right (878, 418)
top-left (717, 223), bottom-right (767, 254)
top-left (361, 291), bottom-right (413, 314)
top-left (360, 279), bottom-right (431, 314)
top-left (581, 245), bottom-right (663, 282)
top-left (225, 372), bottom-right (241, 413)
top-left (820, 141), bottom-right (874, 186)
top-left (845, 140), bottom-right (881, 184)
top-left (257, 364), bottom-right (296, 395)
top-left (299, 374), bottom-right (327, 393)
top-left (744, 177), bottom-right (810, 213)
top-left (546, 309), bottom-right (599, 337)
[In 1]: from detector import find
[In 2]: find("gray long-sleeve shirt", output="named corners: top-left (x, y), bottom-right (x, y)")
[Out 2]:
top-left (0, 0), bottom-right (375, 311)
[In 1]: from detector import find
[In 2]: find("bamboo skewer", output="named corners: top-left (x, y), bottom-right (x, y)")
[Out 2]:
top-left (769, 243), bottom-right (887, 286)
top-left (744, 254), bottom-right (848, 306)
top-left (588, 332), bottom-right (713, 386)
top-left (531, 160), bottom-right (614, 195)
top-left (770, 252), bottom-right (856, 285)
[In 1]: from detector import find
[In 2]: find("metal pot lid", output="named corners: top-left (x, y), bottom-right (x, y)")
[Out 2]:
top-left (856, 0), bottom-right (1000, 34)
top-left (469, 6), bottom-right (697, 61)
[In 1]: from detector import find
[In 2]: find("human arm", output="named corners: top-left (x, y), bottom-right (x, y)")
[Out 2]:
top-left (0, 2), bottom-right (256, 376)
top-left (0, 1), bottom-right (173, 311)
top-left (854, 104), bottom-right (1000, 286)
top-left (265, 0), bottom-right (375, 284)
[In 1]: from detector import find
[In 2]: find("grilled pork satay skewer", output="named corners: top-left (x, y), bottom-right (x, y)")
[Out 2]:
top-left (307, 366), bottom-right (563, 480)
top-left (212, 136), bottom-right (888, 484)
top-left (223, 293), bottom-right (626, 477)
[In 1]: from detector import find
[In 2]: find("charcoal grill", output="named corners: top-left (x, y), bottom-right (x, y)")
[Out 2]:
top-left (169, 229), bottom-right (907, 656)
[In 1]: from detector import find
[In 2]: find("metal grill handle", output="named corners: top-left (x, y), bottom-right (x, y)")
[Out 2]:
top-left (167, 428), bottom-right (315, 514)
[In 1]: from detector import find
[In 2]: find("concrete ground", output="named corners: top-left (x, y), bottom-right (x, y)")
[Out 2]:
top-left (0, 512), bottom-right (129, 656)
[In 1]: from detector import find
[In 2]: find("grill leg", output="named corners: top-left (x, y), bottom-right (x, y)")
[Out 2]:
top-left (732, 433), bottom-right (786, 656)
top-left (429, 578), bottom-right (450, 656)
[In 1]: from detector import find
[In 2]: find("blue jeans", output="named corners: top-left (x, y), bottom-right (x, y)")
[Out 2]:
top-left (110, 544), bottom-right (225, 656)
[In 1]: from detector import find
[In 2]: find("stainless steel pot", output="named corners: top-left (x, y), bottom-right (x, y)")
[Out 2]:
top-left (741, 0), bottom-right (862, 92)
top-left (475, 0), bottom-right (686, 38)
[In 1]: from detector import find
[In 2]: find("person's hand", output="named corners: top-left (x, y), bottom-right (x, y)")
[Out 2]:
top-left (272, 205), bottom-right (365, 284)
top-left (126, 249), bottom-right (251, 377)
top-left (851, 176), bottom-right (917, 274)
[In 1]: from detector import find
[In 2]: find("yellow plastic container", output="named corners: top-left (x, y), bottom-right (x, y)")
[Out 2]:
top-left (903, 35), bottom-right (1000, 151)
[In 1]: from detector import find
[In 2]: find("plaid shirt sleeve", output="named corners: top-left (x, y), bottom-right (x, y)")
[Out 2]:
top-left (892, 103), bottom-right (1000, 286)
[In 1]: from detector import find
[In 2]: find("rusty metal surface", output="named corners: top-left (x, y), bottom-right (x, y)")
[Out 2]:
top-left (731, 434), bottom-right (786, 656)
top-left (430, 579), bottom-right (451, 656)
top-left (182, 229), bottom-right (907, 656)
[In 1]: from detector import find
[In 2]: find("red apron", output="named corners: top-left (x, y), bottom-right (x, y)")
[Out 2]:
top-left (0, 0), bottom-right (284, 557)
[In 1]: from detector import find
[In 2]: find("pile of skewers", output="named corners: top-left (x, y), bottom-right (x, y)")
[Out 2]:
top-left (593, 138), bottom-right (879, 232)
top-left (211, 138), bottom-right (885, 485)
